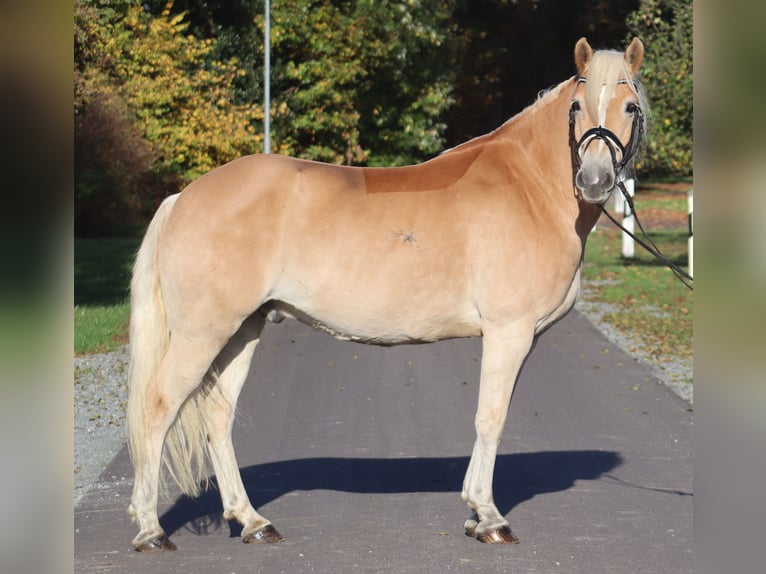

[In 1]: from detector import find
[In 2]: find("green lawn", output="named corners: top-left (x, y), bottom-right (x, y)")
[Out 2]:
top-left (581, 225), bottom-right (693, 364)
top-left (74, 237), bottom-right (141, 354)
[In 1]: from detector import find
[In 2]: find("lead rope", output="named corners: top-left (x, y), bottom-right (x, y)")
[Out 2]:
top-left (599, 180), bottom-right (694, 290)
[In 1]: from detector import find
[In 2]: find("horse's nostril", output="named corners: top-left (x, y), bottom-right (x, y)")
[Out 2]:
top-left (576, 166), bottom-right (613, 192)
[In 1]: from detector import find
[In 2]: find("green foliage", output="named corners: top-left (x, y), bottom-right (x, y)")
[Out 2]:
top-left (75, 0), bottom-right (262, 235)
top-left (352, 0), bottom-right (456, 166)
top-left (75, 1), bottom-right (457, 235)
top-left (74, 0), bottom-right (694, 237)
top-left (75, 0), bottom-right (152, 235)
top-left (253, 0), bottom-right (456, 165)
top-left (141, 1), bottom-right (264, 106)
top-left (118, 6), bottom-right (263, 182)
top-left (261, 0), bottom-right (366, 163)
top-left (626, 0), bottom-right (693, 177)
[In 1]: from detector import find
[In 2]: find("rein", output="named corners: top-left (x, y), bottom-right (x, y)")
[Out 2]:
top-left (569, 77), bottom-right (693, 290)
top-left (601, 182), bottom-right (694, 290)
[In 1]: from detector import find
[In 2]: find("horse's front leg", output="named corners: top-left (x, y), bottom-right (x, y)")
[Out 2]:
top-left (462, 321), bottom-right (534, 543)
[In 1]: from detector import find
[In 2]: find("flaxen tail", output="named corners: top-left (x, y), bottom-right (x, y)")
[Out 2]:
top-left (127, 194), bottom-right (217, 498)
top-left (127, 194), bottom-right (177, 487)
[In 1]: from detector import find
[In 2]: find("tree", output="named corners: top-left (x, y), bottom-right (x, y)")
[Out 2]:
top-left (351, 0), bottom-right (457, 166)
top-left (75, 0), bottom-right (156, 235)
top-left (141, 1), bottom-right (457, 166)
top-left (257, 0), bottom-right (367, 163)
top-left (252, 0), bottom-right (456, 165)
top-left (78, 1), bottom-right (690, 235)
top-left (446, 0), bottom-right (640, 145)
top-left (117, 4), bottom-right (263, 182)
top-left (75, 0), bottom-right (263, 235)
top-left (626, 0), bottom-right (692, 176)
top-left (140, 0), bottom-right (262, 105)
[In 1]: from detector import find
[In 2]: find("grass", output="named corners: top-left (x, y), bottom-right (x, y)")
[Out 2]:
top-left (580, 189), bottom-right (693, 367)
top-left (636, 194), bottom-right (687, 212)
top-left (74, 237), bottom-right (141, 355)
top-left (74, 302), bottom-right (131, 355)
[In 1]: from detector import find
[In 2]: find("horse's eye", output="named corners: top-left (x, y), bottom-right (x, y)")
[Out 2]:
top-left (626, 102), bottom-right (639, 114)
top-left (571, 101), bottom-right (581, 112)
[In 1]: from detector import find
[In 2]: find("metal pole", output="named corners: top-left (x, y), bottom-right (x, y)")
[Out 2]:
top-left (264, 0), bottom-right (271, 154)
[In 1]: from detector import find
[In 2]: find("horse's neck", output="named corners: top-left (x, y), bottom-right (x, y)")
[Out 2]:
top-left (497, 83), bottom-right (603, 243)
top-left (499, 89), bottom-right (572, 180)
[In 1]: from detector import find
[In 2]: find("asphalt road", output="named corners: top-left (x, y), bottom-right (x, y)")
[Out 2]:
top-left (74, 310), bottom-right (692, 573)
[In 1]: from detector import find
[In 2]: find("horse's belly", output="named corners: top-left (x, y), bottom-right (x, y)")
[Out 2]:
top-left (307, 311), bottom-right (481, 345)
top-left (264, 285), bottom-right (482, 345)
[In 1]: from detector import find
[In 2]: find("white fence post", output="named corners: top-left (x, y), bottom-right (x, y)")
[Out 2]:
top-left (614, 177), bottom-right (635, 258)
top-left (688, 189), bottom-right (693, 278)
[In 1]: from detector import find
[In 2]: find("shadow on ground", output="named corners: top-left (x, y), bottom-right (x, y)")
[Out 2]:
top-left (159, 449), bottom-right (622, 538)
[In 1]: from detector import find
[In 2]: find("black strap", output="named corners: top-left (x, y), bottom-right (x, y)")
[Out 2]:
top-left (600, 181), bottom-right (694, 290)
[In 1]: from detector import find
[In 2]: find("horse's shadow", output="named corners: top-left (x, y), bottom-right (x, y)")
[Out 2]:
top-left (159, 450), bottom-right (622, 538)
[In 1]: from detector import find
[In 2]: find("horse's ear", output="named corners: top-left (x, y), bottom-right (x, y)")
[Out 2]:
top-left (574, 37), bottom-right (592, 76)
top-left (625, 37), bottom-right (644, 76)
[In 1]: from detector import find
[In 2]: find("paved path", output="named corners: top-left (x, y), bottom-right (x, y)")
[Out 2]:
top-left (75, 311), bottom-right (692, 573)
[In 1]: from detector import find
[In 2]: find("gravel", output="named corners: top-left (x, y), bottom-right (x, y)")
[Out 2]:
top-left (73, 294), bottom-right (692, 506)
top-left (74, 345), bottom-right (130, 506)
top-left (576, 280), bottom-right (693, 404)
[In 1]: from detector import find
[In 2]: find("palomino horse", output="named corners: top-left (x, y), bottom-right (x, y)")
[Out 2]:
top-left (127, 37), bottom-right (647, 551)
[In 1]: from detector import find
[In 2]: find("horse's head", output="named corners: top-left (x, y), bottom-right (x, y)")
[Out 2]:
top-left (569, 37), bottom-right (647, 204)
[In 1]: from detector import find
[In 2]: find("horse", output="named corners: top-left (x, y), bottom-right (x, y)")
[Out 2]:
top-left (126, 37), bottom-right (648, 551)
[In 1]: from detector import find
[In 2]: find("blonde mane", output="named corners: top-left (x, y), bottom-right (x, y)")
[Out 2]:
top-left (583, 50), bottom-right (649, 125)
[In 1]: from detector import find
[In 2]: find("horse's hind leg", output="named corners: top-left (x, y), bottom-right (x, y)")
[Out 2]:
top-left (129, 335), bottom-right (228, 551)
top-left (204, 313), bottom-right (284, 544)
top-left (462, 321), bottom-right (535, 544)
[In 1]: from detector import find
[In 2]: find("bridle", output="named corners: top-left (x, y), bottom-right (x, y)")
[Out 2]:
top-left (568, 77), bottom-right (693, 290)
top-left (568, 77), bottom-right (645, 182)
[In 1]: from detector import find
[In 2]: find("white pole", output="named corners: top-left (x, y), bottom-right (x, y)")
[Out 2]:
top-left (264, 0), bottom-right (271, 154)
top-left (688, 189), bottom-right (693, 278)
top-left (621, 177), bottom-right (635, 258)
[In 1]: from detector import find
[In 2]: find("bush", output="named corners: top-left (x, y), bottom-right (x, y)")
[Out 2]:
top-left (627, 0), bottom-right (693, 177)
top-left (74, 88), bottom-right (155, 236)
top-left (74, 0), bottom-right (262, 236)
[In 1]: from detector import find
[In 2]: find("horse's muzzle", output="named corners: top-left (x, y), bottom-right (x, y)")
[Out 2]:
top-left (575, 163), bottom-right (615, 204)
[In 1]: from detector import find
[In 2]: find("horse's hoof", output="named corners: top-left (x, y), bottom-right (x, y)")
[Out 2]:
top-left (465, 521), bottom-right (519, 544)
top-left (134, 534), bottom-right (177, 552)
top-left (477, 525), bottom-right (519, 544)
top-left (243, 524), bottom-right (284, 544)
